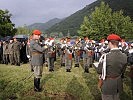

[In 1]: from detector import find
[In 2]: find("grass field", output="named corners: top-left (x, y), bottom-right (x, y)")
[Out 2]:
top-left (0, 58), bottom-right (133, 100)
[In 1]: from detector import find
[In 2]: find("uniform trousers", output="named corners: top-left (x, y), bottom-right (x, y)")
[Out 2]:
top-left (47, 57), bottom-right (55, 70)
top-left (9, 54), bottom-right (14, 64)
top-left (83, 57), bottom-right (91, 69)
top-left (65, 59), bottom-right (72, 69)
top-left (33, 66), bottom-right (43, 78)
top-left (74, 55), bottom-right (80, 64)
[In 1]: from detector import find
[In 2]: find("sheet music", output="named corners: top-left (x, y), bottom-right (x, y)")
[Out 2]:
top-left (93, 62), bottom-right (99, 68)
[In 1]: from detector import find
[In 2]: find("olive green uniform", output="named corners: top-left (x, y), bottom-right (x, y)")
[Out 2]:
top-left (12, 41), bottom-right (21, 66)
top-left (3, 42), bottom-right (9, 64)
top-left (8, 42), bottom-right (14, 65)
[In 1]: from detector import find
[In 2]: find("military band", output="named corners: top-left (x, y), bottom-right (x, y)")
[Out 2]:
top-left (1, 31), bottom-right (133, 98)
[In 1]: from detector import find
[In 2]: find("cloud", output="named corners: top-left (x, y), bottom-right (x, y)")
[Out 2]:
top-left (0, 0), bottom-right (96, 27)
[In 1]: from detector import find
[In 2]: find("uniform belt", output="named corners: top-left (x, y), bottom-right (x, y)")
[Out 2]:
top-left (32, 52), bottom-right (42, 55)
top-left (106, 75), bottom-right (120, 79)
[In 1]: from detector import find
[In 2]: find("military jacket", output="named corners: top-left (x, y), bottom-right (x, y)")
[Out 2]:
top-left (47, 45), bottom-right (56, 58)
top-left (97, 49), bottom-right (127, 95)
top-left (8, 43), bottom-right (14, 54)
top-left (3, 42), bottom-right (9, 54)
top-left (30, 39), bottom-right (45, 66)
top-left (73, 43), bottom-right (81, 56)
top-left (12, 41), bottom-right (21, 53)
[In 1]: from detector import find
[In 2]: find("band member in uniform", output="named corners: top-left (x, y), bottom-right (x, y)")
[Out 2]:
top-left (65, 37), bottom-right (73, 72)
top-left (73, 38), bottom-right (81, 67)
top-left (26, 35), bottom-right (33, 71)
top-left (47, 38), bottom-right (56, 72)
top-left (82, 36), bottom-right (93, 73)
top-left (30, 29), bottom-right (46, 92)
top-left (96, 34), bottom-right (127, 100)
top-left (60, 38), bottom-right (66, 67)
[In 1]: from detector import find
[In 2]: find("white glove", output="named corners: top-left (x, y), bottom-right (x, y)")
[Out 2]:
top-left (27, 55), bottom-right (30, 58)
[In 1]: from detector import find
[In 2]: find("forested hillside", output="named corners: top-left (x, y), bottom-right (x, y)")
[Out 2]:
top-left (28, 18), bottom-right (62, 32)
top-left (46, 0), bottom-right (133, 36)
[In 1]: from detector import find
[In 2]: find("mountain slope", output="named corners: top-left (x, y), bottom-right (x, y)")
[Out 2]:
top-left (28, 18), bottom-right (62, 31)
top-left (46, 1), bottom-right (99, 36)
top-left (46, 0), bottom-right (133, 36)
top-left (104, 0), bottom-right (133, 19)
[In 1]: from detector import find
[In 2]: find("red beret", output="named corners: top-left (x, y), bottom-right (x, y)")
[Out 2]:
top-left (32, 30), bottom-right (41, 35)
top-left (107, 34), bottom-right (121, 41)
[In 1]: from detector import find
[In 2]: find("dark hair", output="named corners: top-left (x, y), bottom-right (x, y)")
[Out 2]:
top-left (109, 40), bottom-right (119, 46)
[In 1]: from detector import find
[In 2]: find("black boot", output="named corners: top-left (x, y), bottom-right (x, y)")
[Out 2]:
top-left (5, 60), bottom-right (8, 65)
top-left (75, 64), bottom-right (79, 67)
top-left (17, 63), bottom-right (20, 66)
top-left (77, 64), bottom-right (79, 67)
top-left (31, 66), bottom-right (34, 72)
top-left (74, 64), bottom-right (77, 67)
top-left (36, 78), bottom-right (41, 92)
top-left (66, 69), bottom-right (69, 72)
top-left (61, 63), bottom-right (65, 67)
top-left (34, 77), bottom-right (38, 91)
top-left (66, 69), bottom-right (71, 72)
top-left (84, 68), bottom-right (89, 73)
top-left (90, 64), bottom-right (92, 68)
top-left (34, 78), bottom-right (41, 92)
top-left (49, 69), bottom-right (52, 72)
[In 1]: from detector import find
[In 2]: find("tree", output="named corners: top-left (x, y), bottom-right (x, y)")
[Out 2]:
top-left (111, 11), bottom-right (133, 39)
top-left (16, 24), bottom-right (32, 35)
top-left (78, 2), bottom-right (133, 40)
top-left (78, 16), bottom-right (90, 37)
top-left (0, 9), bottom-right (16, 37)
top-left (58, 32), bottom-right (64, 38)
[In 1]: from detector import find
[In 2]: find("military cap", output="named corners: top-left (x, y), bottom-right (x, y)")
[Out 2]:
top-left (32, 30), bottom-right (41, 35)
top-left (107, 34), bottom-right (121, 41)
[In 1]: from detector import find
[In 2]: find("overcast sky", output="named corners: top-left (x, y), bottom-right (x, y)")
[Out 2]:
top-left (0, 0), bottom-right (96, 27)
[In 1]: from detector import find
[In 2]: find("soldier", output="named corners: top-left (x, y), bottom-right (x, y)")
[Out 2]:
top-left (94, 43), bottom-right (101, 62)
top-left (12, 37), bottom-right (21, 66)
top-left (44, 38), bottom-right (49, 67)
top-left (121, 38), bottom-right (129, 55)
top-left (89, 40), bottom-right (95, 67)
top-left (96, 34), bottom-right (127, 100)
top-left (73, 38), bottom-right (81, 67)
top-left (30, 29), bottom-right (46, 92)
top-left (3, 40), bottom-right (9, 65)
top-left (8, 38), bottom-right (14, 65)
top-left (99, 40), bottom-right (110, 54)
top-left (47, 38), bottom-right (56, 72)
top-left (82, 36), bottom-right (93, 73)
top-left (60, 38), bottom-right (66, 67)
top-left (26, 36), bottom-right (33, 71)
top-left (65, 37), bottom-right (73, 72)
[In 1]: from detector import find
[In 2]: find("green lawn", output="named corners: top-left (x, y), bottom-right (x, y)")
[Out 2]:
top-left (0, 58), bottom-right (132, 100)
